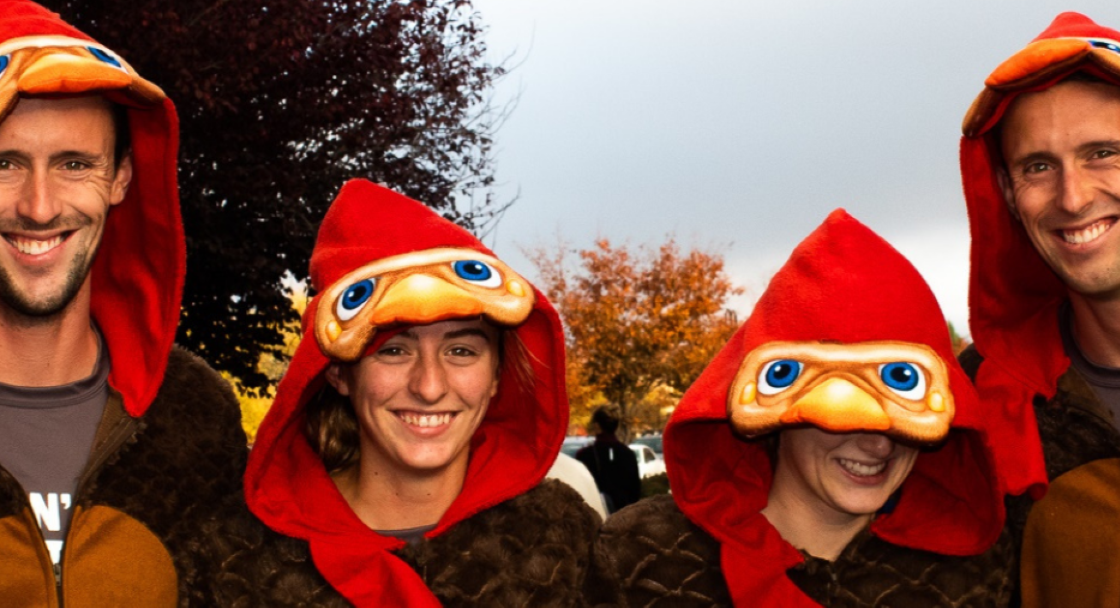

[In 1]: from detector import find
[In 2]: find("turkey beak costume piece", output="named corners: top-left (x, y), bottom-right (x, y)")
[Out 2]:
top-left (244, 180), bottom-right (568, 607)
top-left (664, 210), bottom-right (1004, 607)
top-left (960, 12), bottom-right (1120, 499)
top-left (0, 0), bottom-right (182, 417)
top-left (314, 247), bottom-right (535, 362)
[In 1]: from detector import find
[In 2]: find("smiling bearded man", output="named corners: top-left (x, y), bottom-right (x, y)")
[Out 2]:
top-left (959, 11), bottom-right (1120, 607)
top-left (0, 2), bottom-right (247, 605)
top-left (0, 96), bottom-right (123, 318)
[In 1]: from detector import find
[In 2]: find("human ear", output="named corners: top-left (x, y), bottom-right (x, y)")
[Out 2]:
top-left (996, 168), bottom-right (1021, 221)
top-left (325, 363), bottom-right (352, 396)
top-left (109, 152), bottom-right (133, 206)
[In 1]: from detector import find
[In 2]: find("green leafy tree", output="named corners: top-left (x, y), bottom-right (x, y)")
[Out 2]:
top-left (41, 0), bottom-right (509, 388)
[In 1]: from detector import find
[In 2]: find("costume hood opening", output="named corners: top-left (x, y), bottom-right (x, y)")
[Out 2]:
top-left (244, 179), bottom-right (568, 606)
top-left (959, 12), bottom-right (1120, 497)
top-left (665, 210), bottom-right (1004, 606)
top-left (0, 0), bottom-right (183, 417)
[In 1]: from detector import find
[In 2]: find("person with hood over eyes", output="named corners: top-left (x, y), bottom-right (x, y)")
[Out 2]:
top-left (209, 179), bottom-right (599, 607)
top-left (959, 12), bottom-right (1120, 606)
top-left (0, 1), bottom-right (248, 605)
top-left (586, 210), bottom-right (1013, 607)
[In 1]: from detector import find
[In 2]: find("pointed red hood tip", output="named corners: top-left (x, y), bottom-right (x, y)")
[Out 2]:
top-left (737, 208), bottom-right (955, 351)
top-left (245, 179), bottom-right (569, 606)
top-left (310, 179), bottom-right (489, 292)
top-left (1032, 12), bottom-right (1120, 42)
top-left (0, 0), bottom-right (89, 42)
top-left (664, 209), bottom-right (1004, 605)
top-left (0, 0), bottom-right (184, 418)
top-left (956, 13), bottom-right (1115, 497)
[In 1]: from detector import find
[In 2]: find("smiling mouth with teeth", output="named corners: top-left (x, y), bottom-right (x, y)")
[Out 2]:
top-left (1061, 218), bottom-right (1114, 245)
top-left (6, 233), bottom-right (67, 256)
top-left (397, 411), bottom-right (457, 428)
top-left (836, 458), bottom-right (887, 477)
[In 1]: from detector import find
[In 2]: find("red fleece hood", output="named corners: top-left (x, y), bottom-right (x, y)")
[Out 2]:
top-left (959, 12), bottom-right (1120, 498)
top-left (665, 210), bottom-right (1004, 606)
top-left (244, 179), bottom-right (569, 607)
top-left (0, 1), bottom-right (182, 417)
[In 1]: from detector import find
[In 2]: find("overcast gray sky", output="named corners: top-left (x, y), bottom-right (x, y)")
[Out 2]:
top-left (469, 1), bottom-right (1118, 335)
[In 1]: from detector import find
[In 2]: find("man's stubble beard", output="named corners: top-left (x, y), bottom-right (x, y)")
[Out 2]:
top-left (0, 216), bottom-right (99, 324)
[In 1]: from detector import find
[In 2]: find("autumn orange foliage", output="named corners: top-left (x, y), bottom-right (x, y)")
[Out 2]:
top-left (528, 237), bottom-right (743, 437)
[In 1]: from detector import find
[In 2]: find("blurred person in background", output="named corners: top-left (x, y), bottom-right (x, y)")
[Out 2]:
top-left (576, 405), bottom-right (641, 514)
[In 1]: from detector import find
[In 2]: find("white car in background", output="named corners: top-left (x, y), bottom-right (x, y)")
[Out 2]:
top-left (630, 443), bottom-right (666, 479)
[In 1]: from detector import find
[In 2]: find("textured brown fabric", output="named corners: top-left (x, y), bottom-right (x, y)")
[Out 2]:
top-left (592, 494), bottom-right (1014, 608)
top-left (790, 528), bottom-right (1014, 607)
top-left (960, 346), bottom-right (1120, 606)
top-left (587, 494), bottom-right (728, 608)
top-left (0, 347), bottom-right (247, 606)
top-left (0, 510), bottom-right (57, 607)
top-left (62, 505), bottom-right (178, 606)
top-left (1020, 458), bottom-right (1120, 607)
top-left (208, 479), bottom-right (599, 607)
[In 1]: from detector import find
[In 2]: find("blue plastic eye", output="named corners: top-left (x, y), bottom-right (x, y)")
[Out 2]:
top-left (879, 362), bottom-right (927, 399)
top-left (336, 278), bottom-right (375, 321)
top-left (452, 260), bottom-right (502, 288)
top-left (758, 359), bottom-right (802, 395)
top-left (0, 55), bottom-right (9, 77)
top-left (1091, 40), bottom-right (1120, 54)
top-left (87, 46), bottom-right (123, 68)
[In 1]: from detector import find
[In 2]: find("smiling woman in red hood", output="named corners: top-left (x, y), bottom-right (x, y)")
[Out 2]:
top-left (213, 179), bottom-right (598, 607)
top-left (587, 210), bottom-right (1011, 607)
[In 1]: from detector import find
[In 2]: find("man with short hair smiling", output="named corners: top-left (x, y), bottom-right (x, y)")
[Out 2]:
top-left (960, 12), bottom-right (1120, 606)
top-left (0, 1), bottom-right (246, 604)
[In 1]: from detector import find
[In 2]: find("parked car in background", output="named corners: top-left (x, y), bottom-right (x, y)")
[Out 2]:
top-left (630, 444), bottom-right (666, 479)
top-left (561, 436), bottom-right (593, 457)
top-left (631, 433), bottom-right (663, 457)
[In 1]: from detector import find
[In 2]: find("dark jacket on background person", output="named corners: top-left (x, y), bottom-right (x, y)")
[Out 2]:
top-left (576, 433), bottom-right (641, 513)
top-left (0, 1), bottom-right (247, 605)
top-left (215, 180), bottom-right (598, 607)
top-left (958, 12), bottom-right (1120, 606)
top-left (589, 211), bottom-right (1013, 607)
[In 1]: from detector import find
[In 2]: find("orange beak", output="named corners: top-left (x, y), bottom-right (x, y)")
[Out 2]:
top-left (778, 377), bottom-right (891, 433)
top-left (16, 47), bottom-right (133, 95)
top-left (987, 38), bottom-right (1090, 87)
top-left (368, 274), bottom-right (486, 327)
top-left (0, 45), bottom-right (165, 122)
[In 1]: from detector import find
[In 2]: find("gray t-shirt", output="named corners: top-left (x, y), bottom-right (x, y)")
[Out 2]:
top-left (376, 523), bottom-right (437, 546)
top-left (1060, 303), bottom-right (1120, 428)
top-left (0, 332), bottom-right (109, 565)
